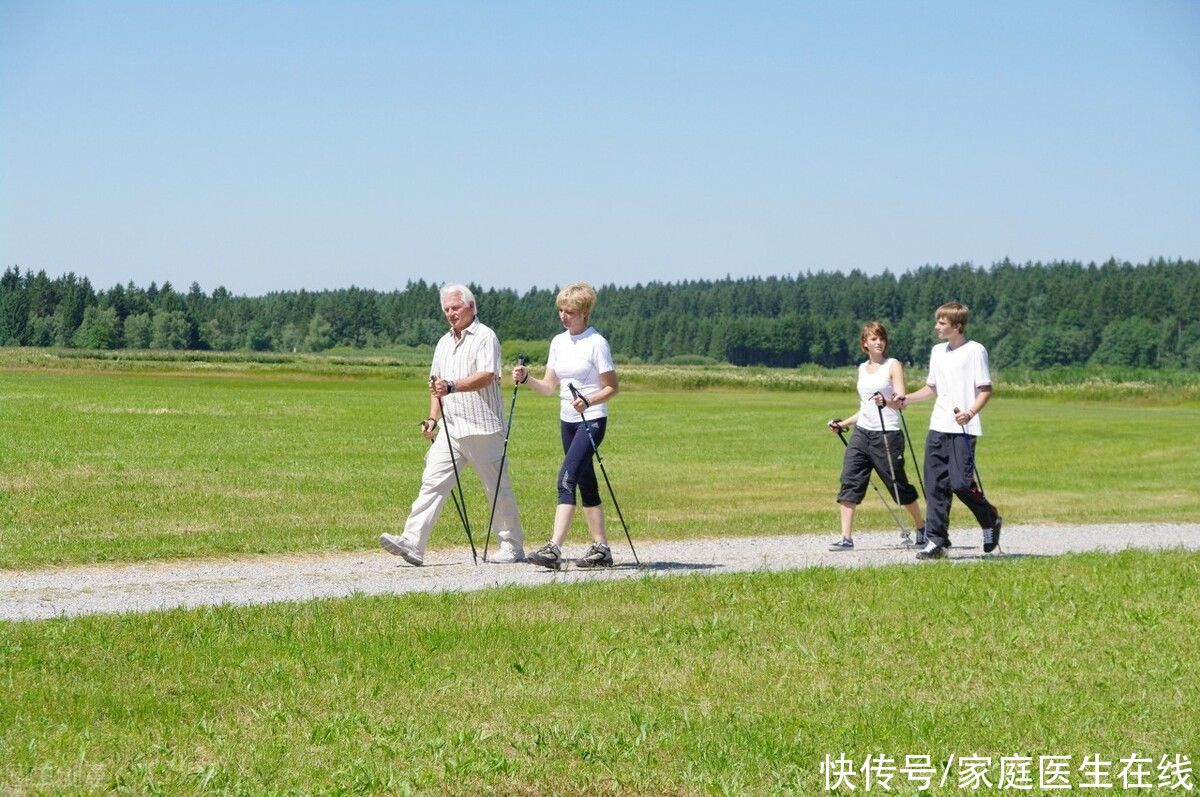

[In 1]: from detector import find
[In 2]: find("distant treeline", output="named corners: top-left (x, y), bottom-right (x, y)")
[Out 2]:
top-left (1, 259), bottom-right (1198, 369)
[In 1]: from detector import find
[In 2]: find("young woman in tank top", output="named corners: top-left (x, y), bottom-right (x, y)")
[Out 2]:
top-left (825, 322), bottom-right (925, 550)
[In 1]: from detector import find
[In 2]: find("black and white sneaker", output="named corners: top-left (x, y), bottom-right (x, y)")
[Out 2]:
top-left (527, 542), bottom-right (562, 569)
top-left (576, 543), bottom-right (614, 569)
top-left (829, 537), bottom-right (854, 551)
top-left (915, 542), bottom-right (947, 560)
top-left (983, 516), bottom-right (1003, 555)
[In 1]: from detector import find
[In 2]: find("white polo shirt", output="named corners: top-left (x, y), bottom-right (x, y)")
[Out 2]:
top-left (926, 340), bottom-right (991, 436)
top-left (431, 318), bottom-right (504, 437)
top-left (546, 326), bottom-right (615, 422)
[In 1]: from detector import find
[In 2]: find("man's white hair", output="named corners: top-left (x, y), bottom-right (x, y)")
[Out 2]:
top-left (439, 283), bottom-right (476, 309)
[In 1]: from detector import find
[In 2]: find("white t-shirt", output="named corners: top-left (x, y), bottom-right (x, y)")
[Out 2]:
top-left (926, 340), bottom-right (991, 436)
top-left (546, 327), bottom-right (615, 422)
top-left (855, 358), bottom-right (900, 432)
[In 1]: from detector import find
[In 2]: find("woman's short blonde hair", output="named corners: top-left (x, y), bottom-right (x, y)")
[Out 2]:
top-left (556, 282), bottom-right (597, 317)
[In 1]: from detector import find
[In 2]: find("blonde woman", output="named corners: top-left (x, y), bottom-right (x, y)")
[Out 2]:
top-left (512, 282), bottom-right (619, 569)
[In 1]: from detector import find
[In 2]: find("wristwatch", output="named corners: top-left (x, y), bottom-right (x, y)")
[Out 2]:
top-left (446, 380), bottom-right (456, 394)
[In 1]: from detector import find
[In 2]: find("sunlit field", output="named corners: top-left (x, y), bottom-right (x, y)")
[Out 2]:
top-left (2, 352), bottom-right (1198, 569)
top-left (3, 352), bottom-right (1199, 794)
top-left (1, 552), bottom-right (1198, 794)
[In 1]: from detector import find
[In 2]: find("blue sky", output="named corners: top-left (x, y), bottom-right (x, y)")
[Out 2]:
top-left (2, 1), bottom-right (1197, 296)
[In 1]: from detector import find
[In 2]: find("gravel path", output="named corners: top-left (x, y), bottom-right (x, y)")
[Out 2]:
top-left (3, 523), bottom-right (1199, 622)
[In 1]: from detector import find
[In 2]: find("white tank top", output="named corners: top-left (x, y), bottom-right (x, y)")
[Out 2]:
top-left (856, 358), bottom-right (900, 432)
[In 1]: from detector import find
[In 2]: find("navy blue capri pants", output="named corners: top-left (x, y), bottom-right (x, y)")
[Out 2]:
top-left (558, 418), bottom-right (607, 506)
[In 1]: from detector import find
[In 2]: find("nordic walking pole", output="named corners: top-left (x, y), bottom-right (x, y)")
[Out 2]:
top-left (568, 383), bottom-right (639, 565)
top-left (873, 393), bottom-right (911, 543)
top-left (432, 375), bottom-right (478, 565)
top-left (953, 407), bottom-right (984, 493)
top-left (483, 354), bottom-right (526, 562)
top-left (421, 417), bottom-right (468, 533)
top-left (427, 377), bottom-right (469, 534)
top-left (830, 422), bottom-right (902, 535)
top-left (897, 409), bottom-right (926, 501)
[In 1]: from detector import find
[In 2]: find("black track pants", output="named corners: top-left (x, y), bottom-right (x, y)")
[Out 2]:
top-left (923, 430), bottom-right (998, 548)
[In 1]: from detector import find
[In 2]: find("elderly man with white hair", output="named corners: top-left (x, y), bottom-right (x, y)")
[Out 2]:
top-left (380, 283), bottom-right (525, 565)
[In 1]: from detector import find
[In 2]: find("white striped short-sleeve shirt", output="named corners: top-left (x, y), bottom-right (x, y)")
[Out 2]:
top-left (431, 318), bottom-right (504, 437)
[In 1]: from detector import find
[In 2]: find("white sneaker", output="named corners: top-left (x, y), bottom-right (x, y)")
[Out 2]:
top-left (915, 542), bottom-right (947, 561)
top-left (380, 533), bottom-right (423, 566)
top-left (489, 541), bottom-right (525, 564)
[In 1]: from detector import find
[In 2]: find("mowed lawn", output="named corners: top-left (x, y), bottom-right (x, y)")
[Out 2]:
top-left (0, 551), bottom-right (1197, 794)
top-left (2, 365), bottom-right (1199, 568)
top-left (2, 361), bottom-right (1199, 795)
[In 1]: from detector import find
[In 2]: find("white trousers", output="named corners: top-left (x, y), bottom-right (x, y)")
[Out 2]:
top-left (401, 431), bottom-right (523, 556)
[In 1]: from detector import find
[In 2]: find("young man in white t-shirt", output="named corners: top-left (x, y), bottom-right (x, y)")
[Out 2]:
top-left (893, 302), bottom-right (1002, 559)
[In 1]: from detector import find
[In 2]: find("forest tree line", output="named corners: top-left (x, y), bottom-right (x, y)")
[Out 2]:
top-left (1, 258), bottom-right (1197, 369)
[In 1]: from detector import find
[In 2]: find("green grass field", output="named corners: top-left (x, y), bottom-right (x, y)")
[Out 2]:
top-left (2, 353), bottom-right (1199, 795)
top-left (1, 356), bottom-right (1198, 569)
top-left (1, 552), bottom-right (1197, 794)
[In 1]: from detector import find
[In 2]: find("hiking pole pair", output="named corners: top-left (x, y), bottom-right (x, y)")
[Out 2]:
top-left (482, 354), bottom-right (527, 562)
top-left (568, 383), bottom-right (639, 565)
top-left (829, 420), bottom-right (907, 537)
top-left (430, 375), bottom-right (479, 565)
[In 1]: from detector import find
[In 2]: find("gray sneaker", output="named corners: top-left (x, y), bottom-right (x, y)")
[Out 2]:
top-left (829, 537), bottom-right (854, 551)
top-left (576, 543), bottom-right (614, 569)
top-left (914, 527), bottom-right (927, 547)
top-left (380, 533), bottom-right (423, 566)
top-left (527, 542), bottom-right (562, 569)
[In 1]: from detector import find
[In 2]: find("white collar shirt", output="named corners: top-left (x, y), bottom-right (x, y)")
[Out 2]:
top-left (431, 317), bottom-right (504, 437)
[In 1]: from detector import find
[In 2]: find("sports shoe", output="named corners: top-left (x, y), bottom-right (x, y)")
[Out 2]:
top-left (914, 527), bottom-right (927, 547)
top-left (915, 542), bottom-right (947, 560)
top-left (380, 533), bottom-right (423, 566)
top-left (488, 541), bottom-right (526, 564)
top-left (983, 516), bottom-right (1003, 555)
top-left (527, 542), bottom-right (562, 569)
top-left (576, 542), bottom-right (614, 569)
top-left (829, 537), bottom-right (854, 551)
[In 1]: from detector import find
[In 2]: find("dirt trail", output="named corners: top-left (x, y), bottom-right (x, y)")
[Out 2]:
top-left (3, 523), bottom-right (1198, 622)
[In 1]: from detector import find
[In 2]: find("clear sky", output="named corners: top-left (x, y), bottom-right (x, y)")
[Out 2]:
top-left (2, 1), bottom-right (1197, 296)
